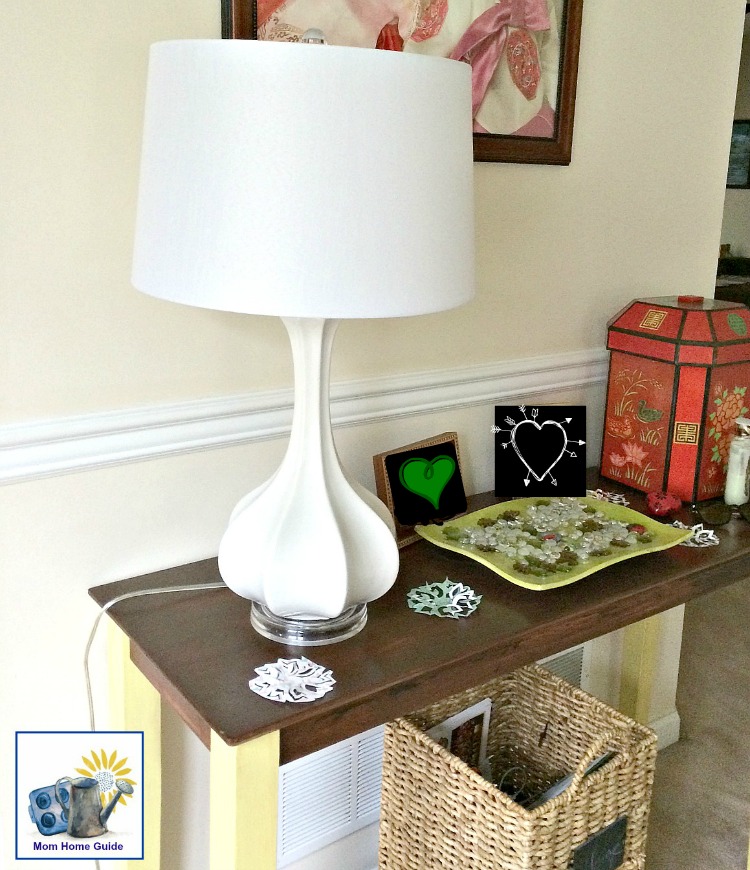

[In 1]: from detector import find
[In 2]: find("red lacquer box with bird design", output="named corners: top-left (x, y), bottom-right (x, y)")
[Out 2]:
top-left (601, 295), bottom-right (750, 502)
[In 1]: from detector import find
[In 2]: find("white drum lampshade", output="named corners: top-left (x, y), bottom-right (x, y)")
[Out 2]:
top-left (132, 39), bottom-right (475, 645)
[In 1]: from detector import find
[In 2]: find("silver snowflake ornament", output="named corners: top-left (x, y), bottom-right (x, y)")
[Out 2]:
top-left (249, 657), bottom-right (336, 703)
top-left (407, 578), bottom-right (482, 619)
top-left (587, 488), bottom-right (630, 506)
top-left (671, 521), bottom-right (720, 548)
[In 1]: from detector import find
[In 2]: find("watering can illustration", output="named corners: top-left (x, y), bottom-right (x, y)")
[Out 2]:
top-left (54, 776), bottom-right (134, 837)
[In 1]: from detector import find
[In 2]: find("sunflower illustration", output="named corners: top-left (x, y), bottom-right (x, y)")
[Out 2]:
top-left (76, 748), bottom-right (136, 813)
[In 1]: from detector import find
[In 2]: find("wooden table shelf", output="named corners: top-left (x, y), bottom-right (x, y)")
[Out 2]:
top-left (90, 475), bottom-right (750, 869)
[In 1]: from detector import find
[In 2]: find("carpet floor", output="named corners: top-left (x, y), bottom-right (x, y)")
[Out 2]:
top-left (646, 578), bottom-right (750, 869)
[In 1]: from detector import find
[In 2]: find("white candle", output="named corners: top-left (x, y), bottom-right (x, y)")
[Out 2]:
top-left (724, 434), bottom-right (750, 505)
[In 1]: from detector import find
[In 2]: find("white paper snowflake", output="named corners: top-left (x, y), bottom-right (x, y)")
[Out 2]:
top-left (671, 521), bottom-right (720, 548)
top-left (407, 578), bottom-right (482, 618)
top-left (249, 657), bottom-right (336, 703)
top-left (587, 488), bottom-right (630, 506)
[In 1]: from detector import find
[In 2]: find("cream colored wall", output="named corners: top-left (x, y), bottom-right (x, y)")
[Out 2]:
top-left (722, 22), bottom-right (750, 255)
top-left (723, 195), bottom-right (750, 255)
top-left (2, 0), bottom-right (745, 868)
top-left (2, 1), bottom-right (742, 424)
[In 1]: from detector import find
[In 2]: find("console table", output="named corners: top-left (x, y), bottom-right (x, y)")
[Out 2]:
top-left (90, 476), bottom-right (750, 870)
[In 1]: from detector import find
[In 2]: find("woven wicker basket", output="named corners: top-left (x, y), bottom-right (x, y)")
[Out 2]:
top-left (378, 664), bottom-right (657, 870)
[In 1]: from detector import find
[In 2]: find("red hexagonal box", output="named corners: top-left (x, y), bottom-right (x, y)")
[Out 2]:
top-left (601, 295), bottom-right (750, 502)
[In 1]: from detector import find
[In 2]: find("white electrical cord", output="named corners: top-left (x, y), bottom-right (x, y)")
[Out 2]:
top-left (84, 581), bottom-right (225, 730)
top-left (83, 581), bottom-right (226, 868)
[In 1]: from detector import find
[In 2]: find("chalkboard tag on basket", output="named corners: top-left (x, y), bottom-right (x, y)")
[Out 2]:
top-left (571, 815), bottom-right (628, 870)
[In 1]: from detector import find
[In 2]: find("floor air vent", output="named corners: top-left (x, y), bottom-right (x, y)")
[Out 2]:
top-left (278, 725), bottom-right (384, 867)
top-left (277, 645), bottom-right (586, 866)
top-left (538, 643), bottom-right (586, 688)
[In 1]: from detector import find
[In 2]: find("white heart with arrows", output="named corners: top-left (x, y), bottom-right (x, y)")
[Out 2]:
top-left (511, 418), bottom-right (568, 483)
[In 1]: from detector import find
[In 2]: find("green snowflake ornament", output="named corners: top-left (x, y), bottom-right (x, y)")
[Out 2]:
top-left (407, 578), bottom-right (482, 619)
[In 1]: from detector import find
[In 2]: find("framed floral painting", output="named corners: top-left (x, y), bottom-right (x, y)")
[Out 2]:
top-left (221, 0), bottom-right (584, 165)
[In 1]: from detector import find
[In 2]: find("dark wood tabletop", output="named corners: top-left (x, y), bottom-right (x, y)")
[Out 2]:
top-left (90, 474), bottom-right (750, 764)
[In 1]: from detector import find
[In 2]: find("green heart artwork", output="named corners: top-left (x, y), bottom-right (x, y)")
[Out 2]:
top-left (399, 455), bottom-right (456, 510)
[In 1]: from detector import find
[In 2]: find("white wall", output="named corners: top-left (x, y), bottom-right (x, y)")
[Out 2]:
top-left (2, 0), bottom-right (745, 867)
top-left (722, 19), bottom-right (750, 255)
top-left (1, 1), bottom-right (742, 424)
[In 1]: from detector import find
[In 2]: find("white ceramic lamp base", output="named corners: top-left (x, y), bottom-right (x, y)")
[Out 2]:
top-left (218, 317), bottom-right (399, 646)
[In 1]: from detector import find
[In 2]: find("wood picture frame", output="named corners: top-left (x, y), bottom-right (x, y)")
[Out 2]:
top-left (221, 0), bottom-right (584, 166)
top-left (727, 120), bottom-right (750, 189)
top-left (373, 432), bottom-right (467, 548)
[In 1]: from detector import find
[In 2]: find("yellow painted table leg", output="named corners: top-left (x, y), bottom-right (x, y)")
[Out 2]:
top-left (210, 729), bottom-right (279, 870)
top-left (619, 613), bottom-right (661, 724)
top-left (107, 620), bottom-right (162, 870)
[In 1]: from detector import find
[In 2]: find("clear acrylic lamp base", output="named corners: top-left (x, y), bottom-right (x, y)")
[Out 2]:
top-left (250, 602), bottom-right (369, 646)
top-left (217, 317), bottom-right (399, 646)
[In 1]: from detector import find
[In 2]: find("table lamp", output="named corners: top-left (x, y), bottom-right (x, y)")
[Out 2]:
top-left (132, 37), bottom-right (475, 645)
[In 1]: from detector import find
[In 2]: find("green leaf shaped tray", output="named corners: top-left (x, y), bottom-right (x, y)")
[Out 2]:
top-left (415, 496), bottom-right (692, 591)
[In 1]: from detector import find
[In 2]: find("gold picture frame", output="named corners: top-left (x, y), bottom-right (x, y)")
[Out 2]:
top-left (373, 431), bottom-right (467, 548)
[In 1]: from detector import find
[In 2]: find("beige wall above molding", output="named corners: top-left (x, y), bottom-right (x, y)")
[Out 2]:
top-left (722, 20), bottom-right (750, 256)
top-left (2, 0), bottom-right (745, 425)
